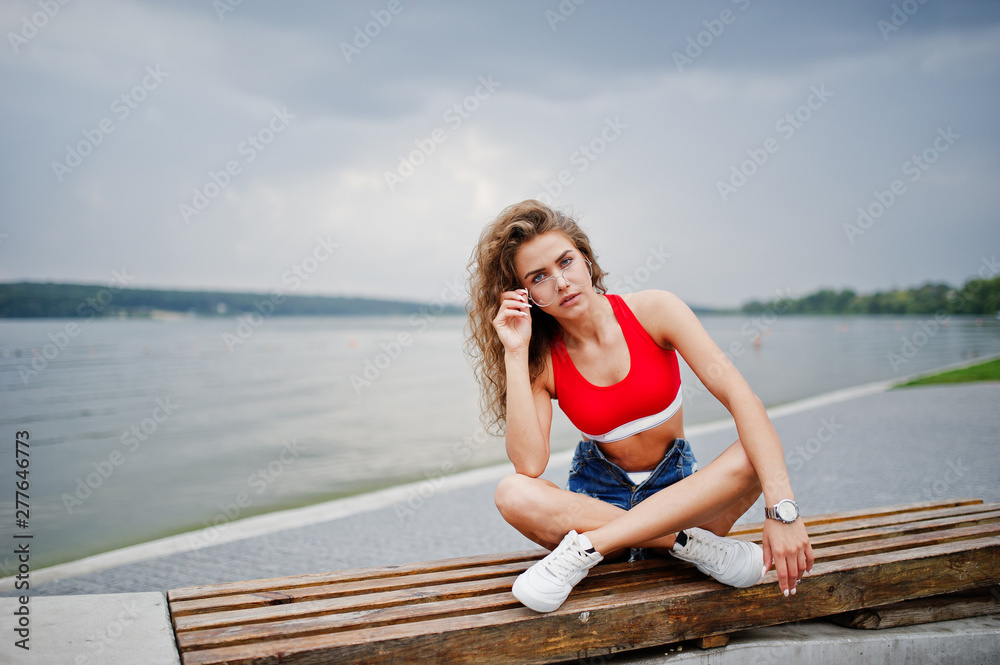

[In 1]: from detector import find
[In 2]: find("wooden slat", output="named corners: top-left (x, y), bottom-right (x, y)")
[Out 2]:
top-left (830, 587), bottom-right (1000, 629)
top-left (172, 555), bottom-right (693, 625)
top-left (168, 499), bottom-right (1000, 665)
top-left (796, 502), bottom-right (1000, 538)
top-left (171, 560), bottom-right (536, 617)
top-left (168, 549), bottom-right (545, 603)
top-left (174, 535), bottom-right (1000, 665)
top-left (729, 498), bottom-right (984, 536)
top-left (734, 501), bottom-right (999, 543)
top-left (177, 589), bottom-right (522, 651)
top-left (806, 508), bottom-right (1000, 548)
top-left (174, 558), bottom-right (704, 634)
top-left (810, 522), bottom-right (1000, 564)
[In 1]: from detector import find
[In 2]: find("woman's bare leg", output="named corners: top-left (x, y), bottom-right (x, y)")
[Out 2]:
top-left (496, 438), bottom-right (762, 555)
top-left (582, 439), bottom-right (762, 555)
top-left (494, 474), bottom-right (677, 555)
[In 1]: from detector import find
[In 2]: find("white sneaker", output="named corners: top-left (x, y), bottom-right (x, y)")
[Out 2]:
top-left (670, 527), bottom-right (765, 588)
top-left (512, 530), bottom-right (604, 612)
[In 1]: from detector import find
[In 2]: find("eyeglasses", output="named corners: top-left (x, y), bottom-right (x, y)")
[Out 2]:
top-left (527, 257), bottom-right (593, 307)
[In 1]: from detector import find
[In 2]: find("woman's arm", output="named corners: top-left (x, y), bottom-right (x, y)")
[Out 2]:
top-left (493, 289), bottom-right (554, 477)
top-left (503, 351), bottom-right (554, 477)
top-left (635, 290), bottom-right (814, 593)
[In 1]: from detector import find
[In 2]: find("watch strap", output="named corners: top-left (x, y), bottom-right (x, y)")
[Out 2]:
top-left (766, 499), bottom-right (799, 523)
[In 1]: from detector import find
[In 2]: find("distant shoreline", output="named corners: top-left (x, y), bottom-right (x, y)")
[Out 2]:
top-left (0, 281), bottom-right (466, 318)
top-left (2, 277), bottom-right (998, 318)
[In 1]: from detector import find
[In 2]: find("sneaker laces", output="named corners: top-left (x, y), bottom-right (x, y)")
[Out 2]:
top-left (683, 533), bottom-right (732, 574)
top-left (538, 540), bottom-right (592, 584)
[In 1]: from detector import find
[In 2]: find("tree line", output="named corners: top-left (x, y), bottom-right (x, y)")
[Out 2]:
top-left (2, 276), bottom-right (998, 318)
top-left (740, 276), bottom-right (1000, 316)
top-left (0, 282), bottom-right (462, 318)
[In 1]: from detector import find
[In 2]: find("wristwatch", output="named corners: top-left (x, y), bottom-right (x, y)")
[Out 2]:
top-left (765, 499), bottom-right (800, 524)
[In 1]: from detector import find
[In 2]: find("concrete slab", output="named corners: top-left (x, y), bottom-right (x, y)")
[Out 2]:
top-left (0, 592), bottom-right (179, 665)
top-left (615, 614), bottom-right (1000, 665)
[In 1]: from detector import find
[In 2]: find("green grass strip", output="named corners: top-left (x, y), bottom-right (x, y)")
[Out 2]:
top-left (896, 357), bottom-right (1000, 387)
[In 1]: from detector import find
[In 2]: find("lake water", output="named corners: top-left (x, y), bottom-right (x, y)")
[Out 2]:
top-left (1, 312), bottom-right (999, 569)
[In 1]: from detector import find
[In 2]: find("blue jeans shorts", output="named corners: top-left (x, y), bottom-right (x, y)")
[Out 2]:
top-left (567, 437), bottom-right (699, 561)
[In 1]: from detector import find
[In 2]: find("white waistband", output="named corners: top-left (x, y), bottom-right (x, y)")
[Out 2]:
top-left (625, 470), bottom-right (653, 485)
top-left (581, 391), bottom-right (683, 443)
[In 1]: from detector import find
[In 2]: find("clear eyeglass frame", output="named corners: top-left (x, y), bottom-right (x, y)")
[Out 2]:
top-left (527, 257), bottom-right (593, 307)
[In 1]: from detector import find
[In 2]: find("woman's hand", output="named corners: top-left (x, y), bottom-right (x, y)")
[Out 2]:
top-left (492, 288), bottom-right (533, 354)
top-left (762, 518), bottom-right (814, 597)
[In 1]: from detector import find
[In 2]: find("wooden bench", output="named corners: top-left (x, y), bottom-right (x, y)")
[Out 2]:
top-left (167, 498), bottom-right (1000, 664)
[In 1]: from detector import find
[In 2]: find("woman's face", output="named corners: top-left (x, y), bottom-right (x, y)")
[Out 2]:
top-left (513, 231), bottom-right (592, 311)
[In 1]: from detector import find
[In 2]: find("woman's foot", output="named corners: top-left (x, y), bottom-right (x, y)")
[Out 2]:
top-left (512, 530), bottom-right (604, 612)
top-left (669, 527), bottom-right (765, 588)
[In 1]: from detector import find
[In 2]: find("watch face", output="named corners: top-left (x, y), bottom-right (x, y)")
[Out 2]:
top-left (777, 501), bottom-right (797, 522)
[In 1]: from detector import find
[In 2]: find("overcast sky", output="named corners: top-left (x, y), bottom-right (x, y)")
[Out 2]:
top-left (1, 0), bottom-right (998, 309)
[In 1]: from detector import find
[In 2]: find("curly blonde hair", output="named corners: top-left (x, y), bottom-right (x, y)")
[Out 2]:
top-left (465, 200), bottom-right (607, 435)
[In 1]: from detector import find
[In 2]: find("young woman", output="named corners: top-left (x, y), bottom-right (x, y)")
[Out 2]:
top-left (465, 200), bottom-right (813, 613)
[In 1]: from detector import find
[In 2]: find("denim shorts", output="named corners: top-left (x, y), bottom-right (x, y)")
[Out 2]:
top-left (567, 437), bottom-right (699, 560)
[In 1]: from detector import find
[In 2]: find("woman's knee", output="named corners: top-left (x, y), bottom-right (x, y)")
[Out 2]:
top-left (494, 473), bottom-right (556, 521)
top-left (494, 473), bottom-right (536, 519)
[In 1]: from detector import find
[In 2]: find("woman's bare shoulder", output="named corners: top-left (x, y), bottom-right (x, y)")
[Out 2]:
top-left (619, 290), bottom-right (695, 349)
top-left (619, 289), bottom-right (690, 317)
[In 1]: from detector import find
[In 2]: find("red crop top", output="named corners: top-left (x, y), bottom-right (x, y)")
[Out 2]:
top-left (551, 294), bottom-right (683, 442)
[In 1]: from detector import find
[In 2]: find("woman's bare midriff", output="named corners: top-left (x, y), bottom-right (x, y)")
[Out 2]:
top-left (586, 405), bottom-right (686, 472)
